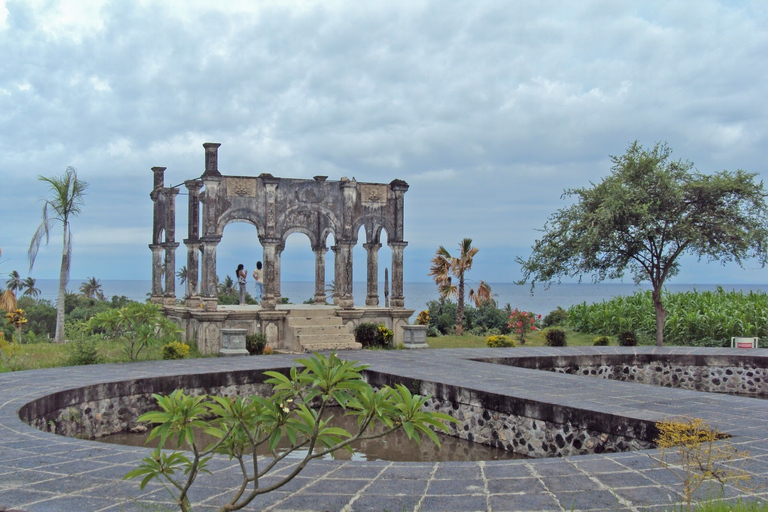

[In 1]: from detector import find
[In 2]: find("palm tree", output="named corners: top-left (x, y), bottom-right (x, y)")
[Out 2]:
top-left (21, 277), bottom-right (41, 299)
top-left (79, 276), bottom-right (104, 300)
top-left (428, 238), bottom-right (491, 335)
top-left (0, 289), bottom-right (16, 313)
top-left (2, 270), bottom-right (21, 313)
top-left (5, 270), bottom-right (22, 294)
top-left (28, 167), bottom-right (88, 343)
top-left (176, 266), bottom-right (188, 285)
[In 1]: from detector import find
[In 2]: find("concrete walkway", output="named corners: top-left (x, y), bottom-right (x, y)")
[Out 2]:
top-left (0, 347), bottom-right (767, 512)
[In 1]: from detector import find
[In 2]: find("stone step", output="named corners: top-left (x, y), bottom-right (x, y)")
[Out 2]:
top-left (293, 325), bottom-right (350, 336)
top-left (287, 315), bottom-right (344, 327)
top-left (299, 340), bottom-right (363, 352)
top-left (285, 312), bottom-right (362, 352)
top-left (297, 333), bottom-right (357, 346)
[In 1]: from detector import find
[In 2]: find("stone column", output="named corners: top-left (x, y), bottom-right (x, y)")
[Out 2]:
top-left (200, 236), bottom-right (221, 311)
top-left (184, 242), bottom-right (201, 306)
top-left (331, 244), bottom-right (341, 305)
top-left (202, 142), bottom-right (222, 178)
top-left (149, 244), bottom-right (164, 303)
top-left (163, 242), bottom-right (180, 305)
top-left (336, 240), bottom-right (355, 309)
top-left (184, 179), bottom-right (204, 305)
top-left (313, 246), bottom-right (328, 304)
top-left (260, 238), bottom-right (281, 310)
top-left (364, 242), bottom-right (381, 306)
top-left (389, 241), bottom-right (408, 308)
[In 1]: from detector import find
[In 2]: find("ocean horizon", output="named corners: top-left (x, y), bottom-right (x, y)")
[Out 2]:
top-left (27, 280), bottom-right (768, 319)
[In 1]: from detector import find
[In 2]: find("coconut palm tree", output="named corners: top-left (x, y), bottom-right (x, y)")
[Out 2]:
top-left (5, 270), bottom-right (22, 294)
top-left (28, 167), bottom-right (88, 343)
top-left (0, 289), bottom-right (16, 313)
top-left (428, 238), bottom-right (491, 335)
top-left (176, 266), bottom-right (188, 285)
top-left (21, 277), bottom-right (41, 299)
top-left (79, 276), bottom-right (104, 300)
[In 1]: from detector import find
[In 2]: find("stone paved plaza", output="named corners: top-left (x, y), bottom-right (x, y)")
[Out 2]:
top-left (1, 347), bottom-right (767, 511)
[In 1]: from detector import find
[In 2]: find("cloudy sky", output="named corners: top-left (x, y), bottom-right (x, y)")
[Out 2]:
top-left (2, 0), bottom-right (768, 290)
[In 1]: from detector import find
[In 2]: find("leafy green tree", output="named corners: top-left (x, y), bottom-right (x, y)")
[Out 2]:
top-left (28, 167), bottom-right (88, 343)
top-left (89, 302), bottom-right (181, 361)
top-left (517, 141), bottom-right (768, 346)
top-left (126, 352), bottom-right (457, 512)
top-left (429, 238), bottom-right (492, 335)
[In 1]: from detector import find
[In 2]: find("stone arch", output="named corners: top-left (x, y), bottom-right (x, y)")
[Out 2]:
top-left (150, 143), bottom-right (409, 311)
top-left (216, 209), bottom-right (265, 238)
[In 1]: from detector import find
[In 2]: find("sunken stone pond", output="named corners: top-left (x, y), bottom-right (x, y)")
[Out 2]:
top-left (3, 347), bottom-right (768, 512)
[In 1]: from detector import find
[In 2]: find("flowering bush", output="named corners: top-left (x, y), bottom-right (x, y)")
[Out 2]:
top-left (485, 334), bottom-right (514, 348)
top-left (415, 310), bottom-right (430, 326)
top-left (508, 309), bottom-right (540, 344)
top-left (5, 309), bottom-right (27, 344)
top-left (162, 341), bottom-right (190, 360)
top-left (378, 325), bottom-right (394, 345)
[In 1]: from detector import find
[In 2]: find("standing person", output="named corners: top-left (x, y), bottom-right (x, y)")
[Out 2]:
top-left (236, 264), bottom-right (247, 305)
top-left (252, 261), bottom-right (263, 303)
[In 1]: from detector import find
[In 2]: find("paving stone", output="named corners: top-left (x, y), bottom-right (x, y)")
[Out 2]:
top-left (419, 494), bottom-right (489, 511)
top-left (0, 348), bottom-right (766, 512)
top-left (488, 492), bottom-right (560, 511)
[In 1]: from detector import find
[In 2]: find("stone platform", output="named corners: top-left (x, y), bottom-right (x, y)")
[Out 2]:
top-left (1, 347), bottom-right (767, 511)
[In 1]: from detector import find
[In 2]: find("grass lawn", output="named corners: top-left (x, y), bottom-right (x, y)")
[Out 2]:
top-left (0, 340), bottom-right (211, 373)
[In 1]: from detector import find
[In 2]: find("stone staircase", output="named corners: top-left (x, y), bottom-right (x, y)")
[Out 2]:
top-left (286, 311), bottom-right (361, 352)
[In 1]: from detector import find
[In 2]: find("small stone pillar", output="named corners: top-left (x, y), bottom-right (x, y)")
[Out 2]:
top-left (389, 242), bottom-right (408, 308)
top-left (402, 325), bottom-right (429, 349)
top-left (219, 328), bottom-right (249, 357)
top-left (313, 246), bottom-right (328, 304)
top-left (364, 242), bottom-right (381, 306)
top-left (149, 244), bottom-right (164, 303)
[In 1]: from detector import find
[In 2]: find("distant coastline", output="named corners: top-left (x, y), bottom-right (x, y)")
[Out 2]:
top-left (28, 280), bottom-right (768, 318)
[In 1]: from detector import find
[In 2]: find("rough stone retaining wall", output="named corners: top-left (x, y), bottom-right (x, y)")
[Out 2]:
top-left (482, 354), bottom-right (767, 397)
top-left (27, 353), bottom-right (761, 459)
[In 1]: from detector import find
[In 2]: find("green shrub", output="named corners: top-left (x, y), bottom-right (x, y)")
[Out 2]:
top-left (485, 334), bottom-right (514, 348)
top-left (618, 330), bottom-right (638, 346)
top-left (542, 307), bottom-right (568, 327)
top-left (65, 323), bottom-right (102, 366)
top-left (426, 326), bottom-right (440, 337)
top-left (354, 322), bottom-right (384, 348)
top-left (245, 333), bottom-right (267, 355)
top-left (162, 341), bottom-right (190, 360)
top-left (593, 335), bottom-right (610, 346)
top-left (545, 328), bottom-right (567, 347)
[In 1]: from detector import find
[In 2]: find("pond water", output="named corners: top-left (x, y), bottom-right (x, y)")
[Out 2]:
top-left (96, 410), bottom-right (525, 462)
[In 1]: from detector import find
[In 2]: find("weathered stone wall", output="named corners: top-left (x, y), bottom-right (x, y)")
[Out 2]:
top-left (422, 397), bottom-right (654, 459)
top-left (551, 362), bottom-right (767, 396)
top-left (26, 354), bottom-right (761, 459)
top-left (27, 382), bottom-right (273, 439)
top-left (482, 353), bottom-right (767, 398)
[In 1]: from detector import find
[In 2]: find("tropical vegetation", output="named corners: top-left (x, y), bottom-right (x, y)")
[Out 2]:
top-left (28, 167), bottom-right (88, 343)
top-left (429, 238), bottom-right (492, 335)
top-left (126, 352), bottom-right (457, 512)
top-left (517, 141), bottom-right (768, 346)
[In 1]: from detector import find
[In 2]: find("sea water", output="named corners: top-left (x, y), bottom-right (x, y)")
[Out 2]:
top-left (29, 280), bottom-right (768, 318)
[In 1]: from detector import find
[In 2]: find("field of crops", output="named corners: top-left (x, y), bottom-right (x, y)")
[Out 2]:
top-left (567, 287), bottom-right (768, 346)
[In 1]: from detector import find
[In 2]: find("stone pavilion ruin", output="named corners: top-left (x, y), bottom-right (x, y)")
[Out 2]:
top-left (149, 143), bottom-right (420, 353)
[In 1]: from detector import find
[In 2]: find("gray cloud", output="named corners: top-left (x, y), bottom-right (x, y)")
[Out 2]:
top-left (1, 0), bottom-right (767, 286)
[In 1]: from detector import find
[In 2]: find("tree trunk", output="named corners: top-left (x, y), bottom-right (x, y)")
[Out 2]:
top-left (652, 286), bottom-right (666, 347)
top-left (54, 229), bottom-right (68, 343)
top-left (456, 275), bottom-right (465, 336)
